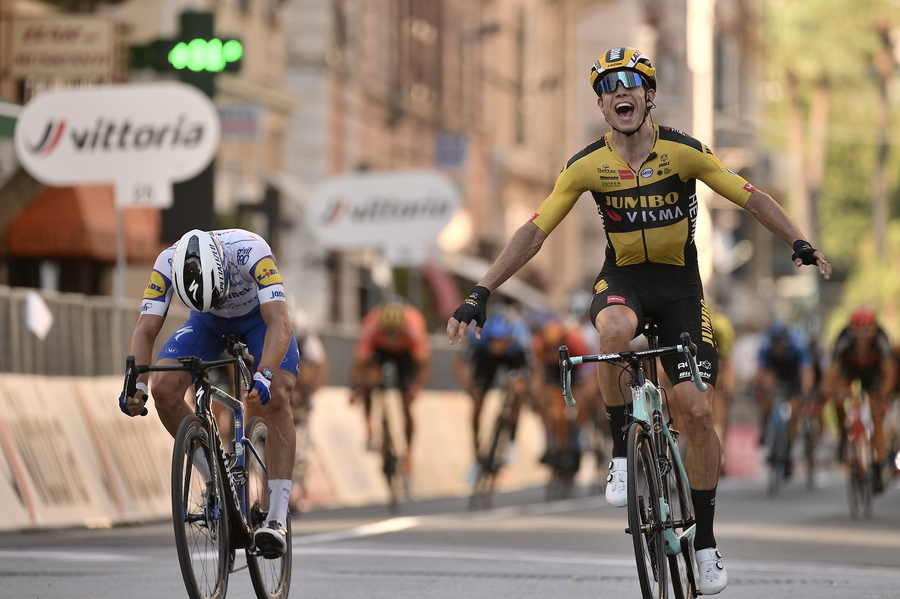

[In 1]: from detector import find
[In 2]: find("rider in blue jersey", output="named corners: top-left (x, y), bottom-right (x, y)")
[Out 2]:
top-left (754, 320), bottom-right (815, 476)
top-left (453, 310), bottom-right (532, 457)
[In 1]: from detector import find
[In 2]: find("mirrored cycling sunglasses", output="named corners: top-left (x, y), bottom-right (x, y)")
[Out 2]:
top-left (596, 70), bottom-right (645, 94)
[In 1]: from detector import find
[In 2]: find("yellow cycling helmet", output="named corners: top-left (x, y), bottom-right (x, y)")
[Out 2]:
top-left (378, 302), bottom-right (406, 331)
top-left (590, 47), bottom-right (657, 96)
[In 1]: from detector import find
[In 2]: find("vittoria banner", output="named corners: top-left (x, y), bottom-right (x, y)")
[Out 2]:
top-left (14, 82), bottom-right (220, 207)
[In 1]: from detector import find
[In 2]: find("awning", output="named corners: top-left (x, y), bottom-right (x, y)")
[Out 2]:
top-left (440, 253), bottom-right (552, 312)
top-left (4, 185), bottom-right (163, 263)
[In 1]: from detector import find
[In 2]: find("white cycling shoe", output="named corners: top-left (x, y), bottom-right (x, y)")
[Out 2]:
top-left (605, 458), bottom-right (628, 507)
top-left (695, 547), bottom-right (728, 595)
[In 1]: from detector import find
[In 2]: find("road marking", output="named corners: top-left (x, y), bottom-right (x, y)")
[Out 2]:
top-left (295, 493), bottom-right (900, 550)
top-left (0, 549), bottom-right (140, 562)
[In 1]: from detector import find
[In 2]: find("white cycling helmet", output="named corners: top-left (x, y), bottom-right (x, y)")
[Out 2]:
top-left (172, 229), bottom-right (229, 312)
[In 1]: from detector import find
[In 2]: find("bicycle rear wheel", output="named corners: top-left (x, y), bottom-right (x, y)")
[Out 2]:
top-left (245, 417), bottom-right (292, 599)
top-left (172, 415), bottom-right (230, 599)
top-left (627, 422), bottom-right (667, 599)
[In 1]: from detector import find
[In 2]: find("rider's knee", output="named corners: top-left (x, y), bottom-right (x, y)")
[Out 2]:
top-left (149, 372), bottom-right (189, 411)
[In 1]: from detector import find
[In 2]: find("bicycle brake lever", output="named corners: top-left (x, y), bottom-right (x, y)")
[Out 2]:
top-left (559, 345), bottom-right (576, 407)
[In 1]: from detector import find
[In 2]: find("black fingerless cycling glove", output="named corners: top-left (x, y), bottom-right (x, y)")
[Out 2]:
top-left (452, 286), bottom-right (490, 328)
top-left (791, 240), bottom-right (818, 266)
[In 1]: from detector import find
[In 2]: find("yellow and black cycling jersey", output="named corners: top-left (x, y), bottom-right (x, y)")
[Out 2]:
top-left (530, 125), bottom-right (754, 268)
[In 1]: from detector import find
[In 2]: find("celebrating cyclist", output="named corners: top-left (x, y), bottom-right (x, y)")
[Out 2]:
top-left (351, 299), bottom-right (433, 475)
top-left (821, 306), bottom-right (896, 493)
top-left (447, 47), bottom-right (831, 595)
top-left (752, 320), bottom-right (815, 479)
top-left (453, 309), bottom-right (532, 460)
top-left (119, 229), bottom-right (299, 558)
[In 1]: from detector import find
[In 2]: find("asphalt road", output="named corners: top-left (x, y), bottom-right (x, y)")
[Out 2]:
top-left (2, 466), bottom-right (899, 599)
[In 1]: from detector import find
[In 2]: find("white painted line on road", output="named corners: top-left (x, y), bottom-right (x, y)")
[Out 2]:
top-left (0, 549), bottom-right (141, 562)
top-left (292, 545), bottom-right (635, 568)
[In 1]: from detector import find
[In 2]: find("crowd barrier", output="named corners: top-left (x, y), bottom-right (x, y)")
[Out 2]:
top-left (0, 375), bottom-right (556, 532)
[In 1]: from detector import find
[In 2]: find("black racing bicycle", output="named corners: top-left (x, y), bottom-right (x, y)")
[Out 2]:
top-left (375, 361), bottom-right (409, 511)
top-left (560, 326), bottom-right (706, 599)
top-left (469, 384), bottom-right (517, 510)
top-left (124, 336), bottom-right (291, 599)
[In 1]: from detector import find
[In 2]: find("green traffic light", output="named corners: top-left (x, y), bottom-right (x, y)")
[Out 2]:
top-left (168, 38), bottom-right (242, 72)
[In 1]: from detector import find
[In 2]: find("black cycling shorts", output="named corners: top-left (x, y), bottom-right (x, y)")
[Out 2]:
top-left (372, 349), bottom-right (419, 390)
top-left (588, 263), bottom-right (718, 388)
top-left (471, 346), bottom-right (530, 391)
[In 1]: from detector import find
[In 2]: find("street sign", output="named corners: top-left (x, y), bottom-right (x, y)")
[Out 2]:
top-left (308, 169), bottom-right (461, 266)
top-left (14, 82), bottom-right (220, 208)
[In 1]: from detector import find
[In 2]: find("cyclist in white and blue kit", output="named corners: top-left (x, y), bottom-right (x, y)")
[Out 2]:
top-left (120, 228), bottom-right (299, 558)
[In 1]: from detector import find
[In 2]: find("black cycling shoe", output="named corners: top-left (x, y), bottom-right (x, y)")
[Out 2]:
top-left (253, 520), bottom-right (287, 559)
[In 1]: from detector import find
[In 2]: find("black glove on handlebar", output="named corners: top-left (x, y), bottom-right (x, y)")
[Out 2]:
top-left (791, 239), bottom-right (819, 266)
top-left (452, 286), bottom-right (490, 329)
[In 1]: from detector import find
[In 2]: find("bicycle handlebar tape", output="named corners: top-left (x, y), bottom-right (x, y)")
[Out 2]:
top-left (559, 345), bottom-right (576, 407)
top-left (791, 239), bottom-right (819, 265)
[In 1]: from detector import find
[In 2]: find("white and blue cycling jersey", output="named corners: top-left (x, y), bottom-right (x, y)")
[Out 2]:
top-left (142, 229), bottom-right (298, 376)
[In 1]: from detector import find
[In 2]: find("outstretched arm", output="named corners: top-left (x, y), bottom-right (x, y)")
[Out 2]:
top-left (743, 189), bottom-right (832, 279)
top-left (447, 222), bottom-right (548, 343)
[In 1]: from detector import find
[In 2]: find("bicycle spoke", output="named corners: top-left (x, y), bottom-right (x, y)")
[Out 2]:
top-left (627, 422), bottom-right (666, 599)
top-left (172, 416), bottom-right (230, 599)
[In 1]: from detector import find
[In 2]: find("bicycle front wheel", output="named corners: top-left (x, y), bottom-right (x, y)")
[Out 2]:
top-left (172, 415), bottom-right (230, 599)
top-left (246, 416), bottom-right (292, 599)
top-left (663, 440), bottom-right (695, 599)
top-left (846, 440), bottom-right (873, 520)
top-left (627, 422), bottom-right (667, 599)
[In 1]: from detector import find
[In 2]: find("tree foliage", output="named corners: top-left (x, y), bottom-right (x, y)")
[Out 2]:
top-left (763, 0), bottom-right (900, 315)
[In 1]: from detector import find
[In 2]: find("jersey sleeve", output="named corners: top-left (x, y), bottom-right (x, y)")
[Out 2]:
top-left (529, 158), bottom-right (595, 234)
top-left (140, 247), bottom-right (175, 317)
top-left (353, 308), bottom-right (381, 362)
top-left (405, 307), bottom-right (433, 361)
top-left (248, 238), bottom-right (286, 305)
top-left (680, 141), bottom-right (754, 208)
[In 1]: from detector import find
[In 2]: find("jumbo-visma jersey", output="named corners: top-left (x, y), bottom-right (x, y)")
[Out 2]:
top-left (530, 125), bottom-right (755, 268)
top-left (141, 229), bottom-right (286, 318)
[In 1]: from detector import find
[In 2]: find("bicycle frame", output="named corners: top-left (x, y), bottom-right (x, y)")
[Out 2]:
top-left (127, 342), bottom-right (262, 533)
top-left (560, 332), bottom-right (706, 557)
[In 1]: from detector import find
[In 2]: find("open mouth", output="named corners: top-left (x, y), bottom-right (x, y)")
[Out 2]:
top-left (615, 101), bottom-right (635, 119)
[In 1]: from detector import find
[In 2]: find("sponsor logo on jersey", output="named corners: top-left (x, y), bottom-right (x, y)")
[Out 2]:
top-left (607, 295), bottom-right (626, 304)
top-left (640, 167), bottom-right (654, 178)
top-left (601, 193), bottom-right (685, 224)
top-left (253, 257), bottom-right (283, 287)
top-left (236, 246), bottom-right (251, 265)
top-left (174, 325), bottom-right (193, 342)
top-left (143, 270), bottom-right (168, 300)
top-left (529, 212), bottom-right (540, 222)
top-left (604, 209), bottom-right (623, 222)
top-left (744, 182), bottom-right (756, 192)
top-left (618, 170), bottom-right (634, 180)
top-left (662, 126), bottom-right (685, 136)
